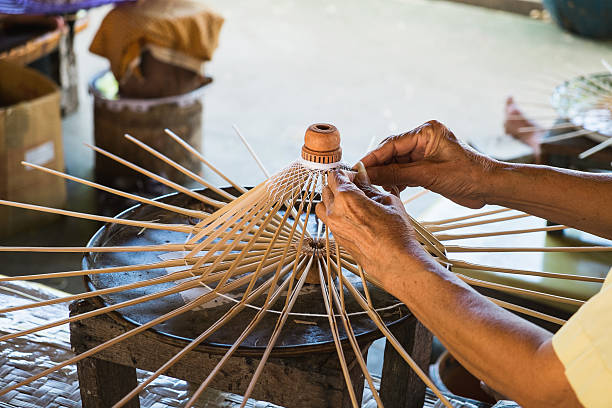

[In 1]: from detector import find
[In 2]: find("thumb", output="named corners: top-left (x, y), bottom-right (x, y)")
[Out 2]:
top-left (366, 161), bottom-right (435, 188)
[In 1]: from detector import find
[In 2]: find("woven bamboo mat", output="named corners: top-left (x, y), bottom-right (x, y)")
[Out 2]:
top-left (0, 279), bottom-right (448, 408)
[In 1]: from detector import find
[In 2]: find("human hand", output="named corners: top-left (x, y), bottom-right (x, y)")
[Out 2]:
top-left (360, 120), bottom-right (497, 208)
top-left (314, 166), bottom-right (430, 284)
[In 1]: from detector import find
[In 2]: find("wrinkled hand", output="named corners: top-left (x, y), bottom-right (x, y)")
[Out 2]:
top-left (360, 120), bottom-right (497, 209)
top-left (314, 167), bottom-right (429, 283)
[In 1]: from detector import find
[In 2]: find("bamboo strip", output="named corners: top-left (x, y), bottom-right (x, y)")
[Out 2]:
top-left (86, 143), bottom-right (224, 208)
top-left (486, 297), bottom-right (566, 326)
top-left (241, 189), bottom-right (302, 298)
top-left (447, 245), bottom-right (612, 253)
top-left (124, 134), bottom-right (236, 201)
top-left (421, 208), bottom-right (512, 226)
top-left (214, 199), bottom-right (287, 289)
top-left (264, 176), bottom-right (315, 305)
top-left (518, 122), bottom-right (575, 133)
top-left (313, 258), bottom-right (359, 408)
top-left (426, 213), bottom-right (531, 232)
top-left (455, 273), bottom-right (584, 306)
top-left (112, 260), bottom-right (297, 408)
top-left (232, 124), bottom-right (270, 178)
top-left (21, 161), bottom-right (207, 219)
top-left (238, 257), bottom-right (315, 408)
top-left (450, 260), bottom-right (605, 283)
top-left (0, 199), bottom-right (193, 233)
top-left (276, 174), bottom-right (318, 307)
top-left (0, 278), bottom-right (202, 343)
top-left (164, 128), bottom-right (247, 193)
top-left (402, 189), bottom-right (428, 205)
top-left (184, 257), bottom-right (309, 408)
top-left (543, 128), bottom-right (599, 144)
top-left (435, 225), bottom-right (568, 241)
top-left (339, 271), bottom-right (453, 408)
top-left (0, 242), bottom-right (285, 254)
top-left (325, 260), bottom-right (384, 407)
top-left (0, 270), bottom-right (261, 397)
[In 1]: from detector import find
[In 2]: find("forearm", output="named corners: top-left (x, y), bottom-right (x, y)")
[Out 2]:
top-left (485, 161), bottom-right (612, 239)
top-left (379, 253), bottom-right (579, 407)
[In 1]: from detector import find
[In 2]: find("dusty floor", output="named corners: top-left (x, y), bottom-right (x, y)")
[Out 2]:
top-left (1, 0), bottom-right (611, 389)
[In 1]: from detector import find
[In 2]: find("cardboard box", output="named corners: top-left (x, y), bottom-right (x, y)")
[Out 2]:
top-left (0, 60), bottom-right (66, 239)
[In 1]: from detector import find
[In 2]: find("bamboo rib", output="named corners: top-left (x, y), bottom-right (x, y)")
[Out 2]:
top-left (0, 278), bottom-right (202, 343)
top-left (451, 260), bottom-right (605, 283)
top-left (86, 143), bottom-right (225, 208)
top-left (446, 245), bottom-right (612, 253)
top-left (518, 122), bottom-right (576, 133)
top-left (543, 128), bottom-right (599, 144)
top-left (0, 199), bottom-right (193, 233)
top-left (425, 213), bottom-right (531, 232)
top-left (21, 161), bottom-right (207, 219)
top-left (315, 258), bottom-right (359, 408)
top-left (455, 273), bottom-right (584, 306)
top-left (578, 137), bottom-right (612, 159)
top-left (421, 208), bottom-right (512, 226)
top-left (339, 272), bottom-right (453, 408)
top-left (402, 189), bottom-right (428, 205)
top-left (238, 257), bottom-right (315, 408)
top-left (214, 199), bottom-right (288, 289)
top-left (324, 258), bottom-right (383, 408)
top-left (184, 256), bottom-right (309, 408)
top-left (112, 259), bottom-right (298, 408)
top-left (232, 124), bottom-right (270, 178)
top-left (264, 176), bottom-right (315, 305)
top-left (188, 192), bottom-right (283, 270)
top-left (435, 225), bottom-right (568, 241)
top-left (0, 250), bottom-right (291, 314)
top-left (241, 188), bottom-right (302, 299)
top-left (124, 134), bottom-right (237, 202)
top-left (165, 128), bottom-right (247, 193)
top-left (486, 297), bottom-right (566, 326)
top-left (278, 175), bottom-right (318, 306)
top-left (0, 270), bottom-right (264, 398)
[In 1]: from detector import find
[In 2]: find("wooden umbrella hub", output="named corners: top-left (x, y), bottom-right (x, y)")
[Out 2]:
top-left (301, 123), bottom-right (342, 164)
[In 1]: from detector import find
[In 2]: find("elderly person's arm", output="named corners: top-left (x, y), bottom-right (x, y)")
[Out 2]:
top-left (313, 119), bottom-right (612, 407)
top-left (361, 120), bottom-right (612, 240)
top-left (316, 170), bottom-right (582, 408)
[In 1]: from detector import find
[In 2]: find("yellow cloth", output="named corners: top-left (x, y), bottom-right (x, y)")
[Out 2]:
top-left (89, 0), bottom-right (223, 80)
top-left (552, 268), bottom-right (612, 408)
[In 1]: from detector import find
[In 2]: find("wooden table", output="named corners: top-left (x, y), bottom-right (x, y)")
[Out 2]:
top-left (69, 297), bottom-right (431, 408)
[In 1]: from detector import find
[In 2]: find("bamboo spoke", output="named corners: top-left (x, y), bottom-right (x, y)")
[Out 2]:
top-left (124, 134), bottom-right (236, 201)
top-left (421, 208), bottom-right (512, 226)
top-left (455, 273), bottom-right (584, 306)
top-left (164, 128), bottom-right (247, 193)
top-left (0, 199), bottom-right (193, 233)
top-left (451, 260), bottom-right (605, 283)
top-left (339, 271), bottom-right (453, 408)
top-left (325, 258), bottom-right (384, 408)
top-left (21, 161), bottom-right (207, 219)
top-left (0, 270), bottom-right (261, 397)
top-left (86, 143), bottom-right (224, 208)
top-left (402, 189), bottom-right (428, 205)
top-left (425, 213), bottom-right (531, 232)
top-left (447, 245), bottom-right (612, 253)
top-left (238, 257), bottom-right (314, 408)
top-left (184, 256), bottom-right (309, 408)
top-left (435, 225), bottom-right (568, 240)
top-left (486, 297), bottom-right (566, 326)
top-left (112, 261), bottom-right (295, 408)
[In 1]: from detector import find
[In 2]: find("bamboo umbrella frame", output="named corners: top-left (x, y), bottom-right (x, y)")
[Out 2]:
top-left (0, 122), bottom-right (609, 408)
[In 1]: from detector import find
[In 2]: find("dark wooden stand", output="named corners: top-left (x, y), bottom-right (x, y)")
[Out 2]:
top-left (70, 297), bottom-right (432, 408)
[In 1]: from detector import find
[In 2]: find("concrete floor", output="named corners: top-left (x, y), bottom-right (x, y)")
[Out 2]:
top-left (1, 0), bottom-right (611, 393)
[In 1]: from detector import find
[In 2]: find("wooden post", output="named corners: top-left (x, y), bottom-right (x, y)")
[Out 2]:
top-left (380, 317), bottom-right (432, 408)
top-left (70, 299), bottom-right (140, 408)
